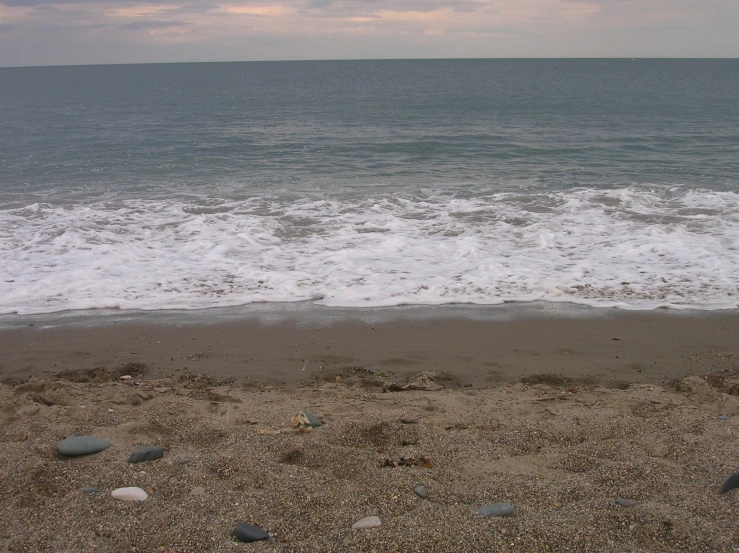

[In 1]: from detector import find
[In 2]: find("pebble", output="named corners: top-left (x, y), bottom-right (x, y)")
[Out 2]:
top-left (177, 456), bottom-right (193, 465)
top-left (352, 516), bottom-right (381, 529)
top-left (304, 411), bottom-right (322, 427)
top-left (233, 523), bottom-right (269, 542)
top-left (475, 503), bottom-right (514, 517)
top-left (615, 499), bottom-right (632, 507)
top-left (111, 487), bottom-right (148, 501)
top-left (719, 473), bottom-right (739, 494)
top-left (128, 445), bottom-right (165, 463)
top-left (718, 415), bottom-right (729, 421)
top-left (414, 485), bottom-right (428, 498)
top-left (57, 436), bottom-right (112, 457)
top-left (82, 487), bottom-right (98, 494)
top-left (189, 487), bottom-right (205, 496)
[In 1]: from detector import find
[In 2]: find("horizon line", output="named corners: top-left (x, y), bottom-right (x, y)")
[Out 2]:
top-left (2, 56), bottom-right (738, 70)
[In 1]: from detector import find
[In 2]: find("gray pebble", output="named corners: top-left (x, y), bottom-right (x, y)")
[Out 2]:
top-left (233, 523), bottom-right (269, 542)
top-left (128, 445), bottom-right (165, 463)
top-left (304, 411), bottom-right (322, 427)
top-left (718, 415), bottom-right (729, 421)
top-left (189, 486), bottom-right (205, 496)
top-left (57, 436), bottom-right (112, 457)
top-left (615, 499), bottom-right (631, 507)
top-left (82, 487), bottom-right (98, 494)
top-left (177, 456), bottom-right (193, 465)
top-left (414, 485), bottom-right (428, 498)
top-left (720, 473), bottom-right (739, 494)
top-left (475, 502), bottom-right (514, 517)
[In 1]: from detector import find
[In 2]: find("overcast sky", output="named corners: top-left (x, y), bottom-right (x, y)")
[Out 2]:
top-left (1, 0), bottom-right (737, 66)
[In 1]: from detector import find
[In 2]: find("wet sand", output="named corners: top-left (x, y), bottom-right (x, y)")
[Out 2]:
top-left (2, 309), bottom-right (738, 387)
top-left (0, 308), bottom-right (738, 552)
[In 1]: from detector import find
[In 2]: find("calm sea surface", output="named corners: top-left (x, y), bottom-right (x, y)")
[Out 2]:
top-left (1, 59), bottom-right (738, 315)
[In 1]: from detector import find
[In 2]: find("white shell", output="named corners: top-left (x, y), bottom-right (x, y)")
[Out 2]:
top-left (111, 486), bottom-right (148, 501)
top-left (352, 516), bottom-right (381, 529)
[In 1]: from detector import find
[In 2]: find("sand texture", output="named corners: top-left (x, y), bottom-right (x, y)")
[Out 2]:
top-left (1, 361), bottom-right (738, 552)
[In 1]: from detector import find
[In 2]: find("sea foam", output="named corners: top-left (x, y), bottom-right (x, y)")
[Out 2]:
top-left (1, 186), bottom-right (737, 315)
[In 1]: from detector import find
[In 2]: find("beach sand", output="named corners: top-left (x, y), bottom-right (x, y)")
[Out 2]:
top-left (1, 310), bottom-right (738, 552)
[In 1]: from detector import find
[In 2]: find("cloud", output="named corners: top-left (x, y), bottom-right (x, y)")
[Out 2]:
top-left (300, 0), bottom-right (491, 17)
top-left (159, 2), bottom-right (217, 14)
top-left (124, 18), bottom-right (184, 29)
top-left (0, 0), bottom-right (737, 66)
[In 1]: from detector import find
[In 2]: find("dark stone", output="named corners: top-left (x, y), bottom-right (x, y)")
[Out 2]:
top-left (304, 411), bottom-right (322, 427)
top-left (720, 473), bottom-right (739, 494)
top-left (57, 436), bottom-right (112, 457)
top-left (233, 523), bottom-right (269, 542)
top-left (718, 415), bottom-right (729, 421)
top-left (414, 485), bottom-right (428, 498)
top-left (128, 445), bottom-right (165, 463)
top-left (475, 502), bottom-right (514, 517)
top-left (82, 487), bottom-right (98, 494)
top-left (615, 499), bottom-right (631, 507)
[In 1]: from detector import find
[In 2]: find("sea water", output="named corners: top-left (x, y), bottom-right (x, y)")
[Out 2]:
top-left (1, 59), bottom-right (738, 315)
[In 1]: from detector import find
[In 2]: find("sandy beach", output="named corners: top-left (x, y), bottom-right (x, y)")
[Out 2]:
top-left (1, 308), bottom-right (738, 552)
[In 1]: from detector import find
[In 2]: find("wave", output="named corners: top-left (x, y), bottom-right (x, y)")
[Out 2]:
top-left (1, 186), bottom-right (738, 315)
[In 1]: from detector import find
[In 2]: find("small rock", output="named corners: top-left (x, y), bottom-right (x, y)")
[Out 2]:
top-left (128, 445), bottom-right (165, 463)
top-left (402, 371), bottom-right (444, 391)
top-left (177, 456), bottom-right (193, 465)
top-left (475, 502), bottom-right (514, 517)
top-left (718, 415), bottom-right (729, 421)
top-left (57, 436), bottom-right (112, 457)
top-left (111, 487), bottom-right (148, 501)
top-left (120, 375), bottom-right (132, 381)
top-left (352, 516), bottom-right (381, 529)
top-left (82, 487), bottom-right (98, 494)
top-left (615, 499), bottom-right (632, 507)
top-left (233, 523), bottom-right (269, 542)
top-left (414, 485), bottom-right (428, 499)
top-left (304, 411), bottom-right (322, 427)
top-left (130, 395), bottom-right (142, 406)
top-left (189, 486), bottom-right (205, 496)
top-left (720, 473), bottom-right (739, 494)
top-left (335, 376), bottom-right (343, 383)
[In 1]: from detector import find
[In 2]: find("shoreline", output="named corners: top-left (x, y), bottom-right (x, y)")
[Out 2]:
top-left (1, 305), bottom-right (737, 387)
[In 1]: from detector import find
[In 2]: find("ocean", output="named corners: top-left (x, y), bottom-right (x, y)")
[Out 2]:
top-left (1, 59), bottom-right (738, 316)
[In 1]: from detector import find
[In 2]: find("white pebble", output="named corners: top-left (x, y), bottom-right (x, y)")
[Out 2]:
top-left (111, 487), bottom-right (148, 501)
top-left (352, 516), bottom-right (381, 529)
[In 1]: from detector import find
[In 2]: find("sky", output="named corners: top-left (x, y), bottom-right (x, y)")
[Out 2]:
top-left (0, 0), bottom-right (737, 66)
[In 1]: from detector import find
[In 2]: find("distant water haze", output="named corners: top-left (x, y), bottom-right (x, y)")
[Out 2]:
top-left (0, 59), bottom-right (738, 314)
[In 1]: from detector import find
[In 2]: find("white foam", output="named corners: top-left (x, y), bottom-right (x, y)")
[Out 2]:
top-left (1, 186), bottom-right (738, 315)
